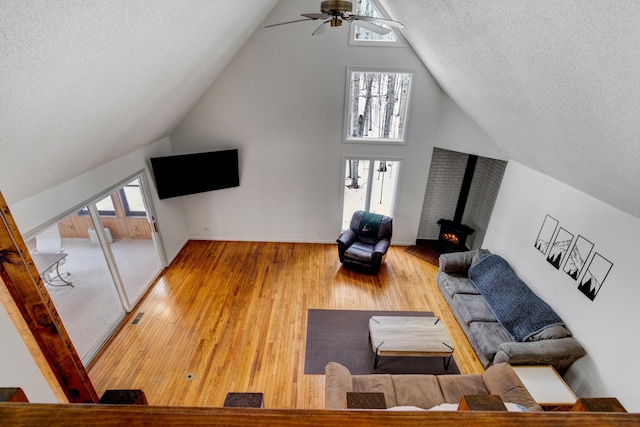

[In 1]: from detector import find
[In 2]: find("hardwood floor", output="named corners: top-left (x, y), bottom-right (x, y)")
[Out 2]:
top-left (87, 241), bottom-right (484, 409)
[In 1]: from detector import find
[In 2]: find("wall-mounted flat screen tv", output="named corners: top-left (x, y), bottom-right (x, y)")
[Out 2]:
top-left (150, 149), bottom-right (240, 199)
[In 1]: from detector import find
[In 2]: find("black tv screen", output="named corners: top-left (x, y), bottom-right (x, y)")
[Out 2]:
top-left (150, 149), bottom-right (240, 199)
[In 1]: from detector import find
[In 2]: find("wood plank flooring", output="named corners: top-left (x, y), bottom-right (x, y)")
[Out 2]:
top-left (87, 241), bottom-right (484, 409)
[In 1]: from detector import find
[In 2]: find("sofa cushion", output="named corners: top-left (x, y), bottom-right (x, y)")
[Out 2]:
top-left (439, 250), bottom-right (476, 275)
top-left (483, 363), bottom-right (543, 412)
top-left (325, 362), bottom-right (353, 409)
top-left (452, 294), bottom-right (496, 325)
top-left (469, 321), bottom-right (514, 361)
top-left (352, 374), bottom-right (398, 408)
top-left (390, 375), bottom-right (445, 409)
top-left (471, 248), bottom-right (492, 266)
top-left (437, 374), bottom-right (488, 403)
top-left (526, 324), bottom-right (572, 341)
top-left (438, 276), bottom-right (480, 301)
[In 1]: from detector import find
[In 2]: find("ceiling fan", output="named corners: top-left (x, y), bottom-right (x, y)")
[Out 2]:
top-left (265, 0), bottom-right (404, 36)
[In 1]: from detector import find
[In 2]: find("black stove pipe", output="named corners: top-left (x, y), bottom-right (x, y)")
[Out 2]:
top-left (453, 154), bottom-right (478, 224)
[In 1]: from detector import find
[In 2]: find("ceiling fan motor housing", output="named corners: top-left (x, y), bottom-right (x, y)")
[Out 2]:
top-left (321, 1), bottom-right (353, 15)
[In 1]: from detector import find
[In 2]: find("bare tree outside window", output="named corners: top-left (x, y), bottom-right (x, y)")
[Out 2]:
top-left (346, 70), bottom-right (411, 142)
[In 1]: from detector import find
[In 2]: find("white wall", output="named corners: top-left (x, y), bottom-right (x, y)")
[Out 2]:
top-left (433, 96), bottom-right (507, 160)
top-left (0, 289), bottom-right (58, 403)
top-left (10, 137), bottom-right (188, 262)
top-left (171, 0), bottom-right (437, 245)
top-left (170, 0), bottom-right (505, 245)
top-left (484, 161), bottom-right (640, 411)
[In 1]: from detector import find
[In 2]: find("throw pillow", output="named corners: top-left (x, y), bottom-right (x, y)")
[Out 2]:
top-left (526, 325), bottom-right (572, 341)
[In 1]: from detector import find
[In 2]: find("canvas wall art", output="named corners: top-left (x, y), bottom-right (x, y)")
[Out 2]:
top-left (563, 235), bottom-right (594, 280)
top-left (534, 214), bottom-right (558, 255)
top-left (546, 227), bottom-right (573, 270)
top-left (578, 253), bottom-right (613, 301)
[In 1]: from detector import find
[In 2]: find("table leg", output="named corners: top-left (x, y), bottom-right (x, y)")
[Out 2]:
top-left (444, 356), bottom-right (451, 370)
top-left (374, 350), bottom-right (380, 369)
top-left (46, 262), bottom-right (73, 287)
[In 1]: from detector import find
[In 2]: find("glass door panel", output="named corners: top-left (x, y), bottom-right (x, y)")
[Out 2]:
top-left (369, 160), bottom-right (398, 217)
top-left (29, 216), bottom-right (126, 365)
top-left (106, 178), bottom-right (163, 306)
top-left (94, 177), bottom-right (164, 309)
top-left (342, 159), bottom-right (371, 229)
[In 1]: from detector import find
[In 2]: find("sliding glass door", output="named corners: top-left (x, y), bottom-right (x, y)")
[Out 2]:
top-left (341, 158), bottom-right (401, 230)
top-left (29, 172), bottom-right (165, 364)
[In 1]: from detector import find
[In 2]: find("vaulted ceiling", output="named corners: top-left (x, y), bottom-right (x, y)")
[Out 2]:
top-left (2, 1), bottom-right (640, 219)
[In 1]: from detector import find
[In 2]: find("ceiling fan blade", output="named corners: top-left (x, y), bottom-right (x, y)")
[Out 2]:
top-left (264, 18), bottom-right (317, 28)
top-left (301, 13), bottom-right (330, 20)
top-left (312, 20), bottom-right (330, 36)
top-left (354, 15), bottom-right (404, 28)
top-left (352, 18), bottom-right (391, 35)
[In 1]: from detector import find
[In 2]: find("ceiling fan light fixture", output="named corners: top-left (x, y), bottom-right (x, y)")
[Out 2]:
top-left (264, 0), bottom-right (403, 36)
top-left (320, 0), bottom-right (352, 16)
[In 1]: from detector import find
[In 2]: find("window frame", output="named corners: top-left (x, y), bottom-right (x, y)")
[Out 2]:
top-left (348, 0), bottom-right (408, 47)
top-left (343, 66), bottom-right (413, 145)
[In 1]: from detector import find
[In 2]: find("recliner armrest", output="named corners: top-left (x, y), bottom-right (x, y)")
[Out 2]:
top-left (373, 239), bottom-right (390, 255)
top-left (337, 229), bottom-right (357, 248)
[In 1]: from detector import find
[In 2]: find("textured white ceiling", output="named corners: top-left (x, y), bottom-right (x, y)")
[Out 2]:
top-left (2, 0), bottom-right (640, 219)
top-left (0, 0), bottom-right (278, 204)
top-left (379, 0), bottom-right (640, 218)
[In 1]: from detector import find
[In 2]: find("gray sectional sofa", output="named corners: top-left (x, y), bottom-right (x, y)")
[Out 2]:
top-left (437, 249), bottom-right (586, 373)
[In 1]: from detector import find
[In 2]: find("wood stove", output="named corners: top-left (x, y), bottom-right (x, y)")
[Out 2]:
top-left (437, 219), bottom-right (474, 253)
top-left (436, 154), bottom-right (477, 253)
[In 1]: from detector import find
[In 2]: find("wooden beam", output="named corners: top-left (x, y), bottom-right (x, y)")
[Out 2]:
top-left (0, 191), bottom-right (98, 402)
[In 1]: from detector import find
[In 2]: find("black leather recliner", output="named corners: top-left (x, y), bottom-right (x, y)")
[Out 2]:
top-left (337, 210), bottom-right (393, 273)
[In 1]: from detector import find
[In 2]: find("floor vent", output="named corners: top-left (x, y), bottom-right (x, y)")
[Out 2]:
top-left (131, 312), bottom-right (145, 325)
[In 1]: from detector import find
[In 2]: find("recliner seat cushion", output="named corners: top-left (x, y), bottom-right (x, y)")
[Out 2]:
top-left (344, 241), bottom-right (375, 262)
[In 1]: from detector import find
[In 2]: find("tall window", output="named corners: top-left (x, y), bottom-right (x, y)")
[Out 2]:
top-left (345, 68), bottom-right (412, 144)
top-left (342, 158), bottom-right (400, 229)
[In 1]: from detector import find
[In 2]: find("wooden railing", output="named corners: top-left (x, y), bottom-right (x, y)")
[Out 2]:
top-left (2, 389), bottom-right (636, 426)
top-left (0, 403), bottom-right (638, 426)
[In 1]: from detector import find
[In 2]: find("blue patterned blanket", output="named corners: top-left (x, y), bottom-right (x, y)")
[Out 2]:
top-left (468, 254), bottom-right (564, 342)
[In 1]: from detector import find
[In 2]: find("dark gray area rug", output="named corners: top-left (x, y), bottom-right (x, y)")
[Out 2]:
top-left (304, 309), bottom-right (460, 375)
